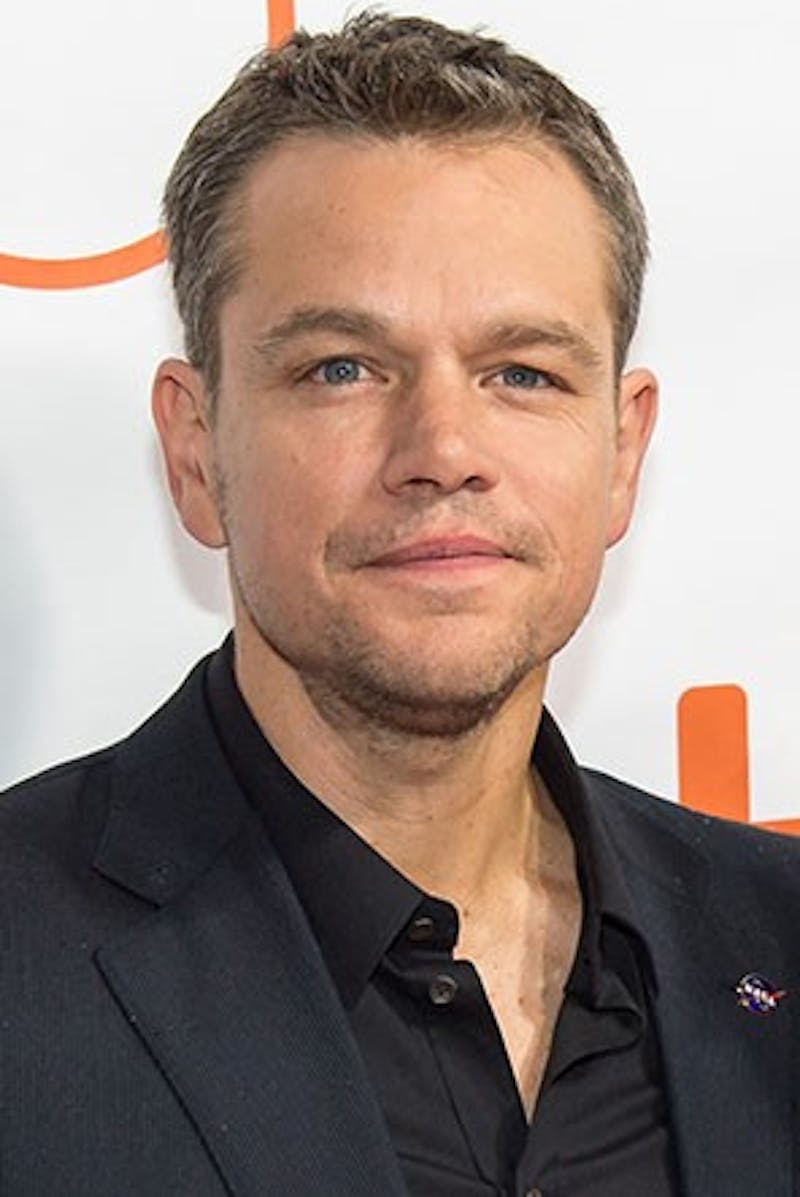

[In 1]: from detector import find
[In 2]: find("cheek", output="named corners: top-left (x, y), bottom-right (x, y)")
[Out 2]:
top-left (516, 432), bottom-right (614, 546)
top-left (222, 427), bottom-right (364, 581)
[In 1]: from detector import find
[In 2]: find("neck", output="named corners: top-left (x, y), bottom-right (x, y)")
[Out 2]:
top-left (233, 620), bottom-right (561, 911)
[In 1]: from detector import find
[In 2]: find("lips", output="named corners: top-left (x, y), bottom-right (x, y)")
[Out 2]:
top-left (368, 536), bottom-right (510, 566)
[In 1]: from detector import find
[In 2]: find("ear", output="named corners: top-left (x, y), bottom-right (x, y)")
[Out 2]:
top-left (606, 367), bottom-right (658, 548)
top-left (151, 358), bottom-right (227, 548)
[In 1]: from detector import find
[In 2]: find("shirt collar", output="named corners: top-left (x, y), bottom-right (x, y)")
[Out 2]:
top-left (204, 636), bottom-right (649, 1011)
top-left (533, 705), bottom-right (654, 1003)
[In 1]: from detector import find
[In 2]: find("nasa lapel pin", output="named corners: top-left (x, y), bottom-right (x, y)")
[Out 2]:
top-left (735, 972), bottom-right (787, 1014)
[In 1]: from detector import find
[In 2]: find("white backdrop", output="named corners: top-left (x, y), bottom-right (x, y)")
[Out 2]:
top-left (2, 1), bottom-right (799, 828)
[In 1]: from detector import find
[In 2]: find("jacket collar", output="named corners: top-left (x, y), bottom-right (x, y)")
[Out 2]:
top-left (93, 654), bottom-right (249, 906)
top-left (92, 654), bottom-right (406, 1196)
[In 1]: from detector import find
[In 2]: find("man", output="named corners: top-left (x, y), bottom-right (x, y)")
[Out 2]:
top-left (1, 13), bottom-right (797, 1196)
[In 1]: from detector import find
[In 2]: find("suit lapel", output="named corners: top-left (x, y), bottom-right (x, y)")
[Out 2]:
top-left (596, 787), bottom-right (798, 1194)
top-left (646, 900), bottom-right (795, 1194)
top-left (92, 660), bottom-right (406, 1197)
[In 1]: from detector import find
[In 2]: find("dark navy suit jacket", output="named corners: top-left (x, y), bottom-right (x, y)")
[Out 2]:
top-left (2, 654), bottom-right (798, 1194)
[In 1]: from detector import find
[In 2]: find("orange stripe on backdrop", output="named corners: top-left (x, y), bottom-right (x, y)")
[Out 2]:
top-left (678, 685), bottom-right (750, 822)
top-left (677, 684), bottom-right (800, 835)
top-left (268, 0), bottom-right (296, 46)
top-left (0, 0), bottom-right (295, 290)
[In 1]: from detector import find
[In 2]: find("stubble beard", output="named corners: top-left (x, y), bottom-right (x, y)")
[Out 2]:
top-left (231, 556), bottom-right (558, 744)
top-left (299, 611), bottom-right (543, 741)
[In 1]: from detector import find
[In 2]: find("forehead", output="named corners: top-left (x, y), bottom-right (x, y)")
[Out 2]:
top-left (222, 133), bottom-right (614, 352)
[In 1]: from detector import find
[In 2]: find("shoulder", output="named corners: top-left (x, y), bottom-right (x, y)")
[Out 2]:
top-left (0, 652), bottom-right (209, 874)
top-left (582, 766), bottom-right (800, 888)
top-left (0, 745), bottom-right (135, 971)
top-left (0, 747), bottom-right (115, 867)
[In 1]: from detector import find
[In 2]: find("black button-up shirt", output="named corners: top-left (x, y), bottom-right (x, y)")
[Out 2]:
top-left (205, 641), bottom-right (679, 1195)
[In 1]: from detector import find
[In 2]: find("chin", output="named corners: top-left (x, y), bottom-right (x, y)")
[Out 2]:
top-left (240, 585), bottom-right (556, 737)
top-left (299, 643), bottom-right (541, 740)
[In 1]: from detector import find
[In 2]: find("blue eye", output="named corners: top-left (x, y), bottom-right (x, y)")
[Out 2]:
top-left (313, 358), bottom-right (364, 385)
top-left (498, 365), bottom-right (552, 389)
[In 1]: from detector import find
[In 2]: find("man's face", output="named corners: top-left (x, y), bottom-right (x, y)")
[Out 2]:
top-left (157, 135), bottom-right (655, 736)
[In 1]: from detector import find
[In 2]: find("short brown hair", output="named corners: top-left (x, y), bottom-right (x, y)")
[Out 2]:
top-left (163, 12), bottom-right (648, 391)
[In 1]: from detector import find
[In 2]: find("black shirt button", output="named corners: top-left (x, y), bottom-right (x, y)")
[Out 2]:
top-left (407, 915), bottom-right (436, 943)
top-left (428, 973), bottom-right (458, 1006)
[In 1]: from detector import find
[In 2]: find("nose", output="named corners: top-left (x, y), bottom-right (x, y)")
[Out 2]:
top-left (380, 368), bottom-right (500, 498)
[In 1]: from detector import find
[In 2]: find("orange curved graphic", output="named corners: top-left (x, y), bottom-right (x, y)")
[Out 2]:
top-left (0, 233), bottom-right (168, 290)
top-left (0, 0), bottom-right (295, 290)
top-left (677, 684), bottom-right (800, 836)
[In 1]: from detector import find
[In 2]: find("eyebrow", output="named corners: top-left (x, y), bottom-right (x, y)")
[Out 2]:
top-left (474, 320), bottom-right (605, 373)
top-left (252, 307), bottom-right (391, 362)
top-left (252, 305), bottom-right (605, 373)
